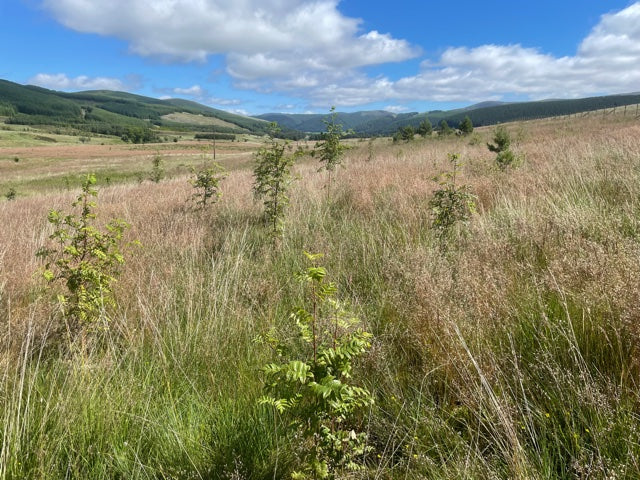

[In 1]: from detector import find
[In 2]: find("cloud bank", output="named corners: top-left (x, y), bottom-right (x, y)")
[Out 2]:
top-left (41, 1), bottom-right (640, 107)
top-left (28, 73), bottom-right (127, 91)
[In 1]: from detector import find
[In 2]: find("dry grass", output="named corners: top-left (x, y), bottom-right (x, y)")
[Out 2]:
top-left (0, 138), bottom-right (264, 195)
top-left (1, 113), bottom-right (640, 478)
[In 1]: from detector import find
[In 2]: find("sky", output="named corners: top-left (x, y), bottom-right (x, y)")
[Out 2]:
top-left (1, 0), bottom-right (639, 115)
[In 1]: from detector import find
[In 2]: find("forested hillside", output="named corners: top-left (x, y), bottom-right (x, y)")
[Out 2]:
top-left (0, 79), bottom-right (273, 140)
top-left (2, 78), bottom-right (639, 140)
top-left (259, 93), bottom-right (640, 135)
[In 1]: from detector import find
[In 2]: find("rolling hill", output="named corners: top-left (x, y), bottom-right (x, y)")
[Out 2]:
top-left (258, 94), bottom-right (640, 136)
top-left (2, 78), bottom-right (640, 140)
top-left (0, 79), bottom-right (272, 139)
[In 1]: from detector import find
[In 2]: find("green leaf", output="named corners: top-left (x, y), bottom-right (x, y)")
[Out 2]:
top-left (303, 251), bottom-right (324, 262)
top-left (286, 360), bottom-right (311, 383)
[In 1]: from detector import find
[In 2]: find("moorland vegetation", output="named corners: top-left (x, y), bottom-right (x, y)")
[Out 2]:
top-left (1, 110), bottom-right (640, 479)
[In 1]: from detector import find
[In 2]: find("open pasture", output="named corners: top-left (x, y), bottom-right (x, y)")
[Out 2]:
top-left (0, 128), bottom-right (268, 195)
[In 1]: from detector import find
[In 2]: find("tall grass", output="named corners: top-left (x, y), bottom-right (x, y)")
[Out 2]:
top-left (1, 116), bottom-right (640, 478)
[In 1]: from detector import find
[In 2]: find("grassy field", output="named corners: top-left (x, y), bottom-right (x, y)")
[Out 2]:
top-left (1, 114), bottom-right (640, 479)
top-left (0, 128), bottom-right (277, 195)
top-left (160, 112), bottom-right (246, 129)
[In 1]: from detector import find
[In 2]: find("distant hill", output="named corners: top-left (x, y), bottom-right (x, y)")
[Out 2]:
top-left (257, 110), bottom-right (396, 133)
top-left (461, 101), bottom-right (510, 111)
top-left (259, 94), bottom-right (640, 136)
top-left (2, 79), bottom-right (640, 140)
top-left (0, 79), bottom-right (273, 139)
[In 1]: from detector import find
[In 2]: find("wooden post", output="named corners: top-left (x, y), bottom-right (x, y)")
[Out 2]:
top-left (212, 125), bottom-right (216, 160)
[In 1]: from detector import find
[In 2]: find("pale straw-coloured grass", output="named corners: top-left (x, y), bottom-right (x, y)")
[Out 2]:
top-left (1, 114), bottom-right (640, 478)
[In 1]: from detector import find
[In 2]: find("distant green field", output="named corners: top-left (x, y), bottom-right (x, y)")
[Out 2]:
top-left (0, 125), bottom-right (122, 147)
top-left (0, 129), bottom-right (270, 195)
top-left (161, 112), bottom-right (243, 129)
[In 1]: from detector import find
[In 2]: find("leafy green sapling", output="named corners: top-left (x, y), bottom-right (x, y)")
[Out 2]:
top-left (259, 252), bottom-right (374, 479)
top-left (314, 107), bottom-right (351, 198)
top-left (487, 125), bottom-right (516, 170)
top-left (189, 161), bottom-right (227, 209)
top-left (429, 153), bottom-right (476, 243)
top-left (37, 174), bottom-right (134, 334)
top-left (149, 151), bottom-right (165, 183)
top-left (253, 123), bottom-right (298, 237)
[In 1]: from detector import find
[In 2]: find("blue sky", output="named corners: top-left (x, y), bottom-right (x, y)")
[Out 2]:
top-left (1, 1), bottom-right (639, 115)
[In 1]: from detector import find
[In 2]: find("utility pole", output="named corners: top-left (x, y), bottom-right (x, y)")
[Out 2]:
top-left (212, 124), bottom-right (216, 161)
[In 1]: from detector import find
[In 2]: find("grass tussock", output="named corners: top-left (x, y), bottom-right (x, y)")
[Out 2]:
top-left (1, 115), bottom-right (640, 478)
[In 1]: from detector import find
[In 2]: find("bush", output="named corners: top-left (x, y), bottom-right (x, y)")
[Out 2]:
top-left (458, 115), bottom-right (473, 135)
top-left (36, 174), bottom-right (133, 336)
top-left (438, 120), bottom-right (453, 136)
top-left (417, 117), bottom-right (433, 137)
top-left (258, 252), bottom-right (373, 478)
top-left (253, 123), bottom-right (297, 237)
top-left (488, 126), bottom-right (517, 170)
top-left (189, 161), bottom-right (227, 209)
top-left (315, 107), bottom-right (350, 197)
top-left (429, 153), bottom-right (476, 242)
top-left (149, 152), bottom-right (164, 183)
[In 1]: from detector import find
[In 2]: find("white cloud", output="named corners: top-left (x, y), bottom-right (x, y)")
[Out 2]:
top-left (307, 2), bottom-right (640, 106)
top-left (384, 105), bottom-right (410, 114)
top-left (209, 97), bottom-right (242, 106)
top-left (228, 108), bottom-right (250, 116)
top-left (41, 1), bottom-right (640, 108)
top-left (41, 0), bottom-right (417, 106)
top-left (42, 0), bottom-right (418, 67)
top-left (28, 73), bottom-right (126, 91)
top-left (173, 85), bottom-right (205, 97)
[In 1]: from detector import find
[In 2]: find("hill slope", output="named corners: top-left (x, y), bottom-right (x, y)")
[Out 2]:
top-left (258, 93), bottom-right (640, 135)
top-left (3, 79), bottom-right (640, 139)
top-left (0, 79), bottom-right (271, 137)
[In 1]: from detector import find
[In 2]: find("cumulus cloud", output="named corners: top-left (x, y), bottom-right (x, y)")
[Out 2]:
top-left (41, 0), bottom-right (418, 107)
top-left (310, 2), bottom-right (640, 106)
top-left (227, 108), bottom-right (250, 116)
top-left (209, 97), bottom-right (243, 106)
top-left (41, 0), bottom-right (418, 66)
top-left (41, 1), bottom-right (640, 108)
top-left (173, 85), bottom-right (205, 97)
top-left (28, 73), bottom-right (127, 91)
top-left (384, 105), bottom-right (410, 114)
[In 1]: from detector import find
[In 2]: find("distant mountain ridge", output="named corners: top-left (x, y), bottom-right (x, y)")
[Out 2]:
top-left (1, 79), bottom-right (639, 139)
top-left (259, 94), bottom-right (640, 135)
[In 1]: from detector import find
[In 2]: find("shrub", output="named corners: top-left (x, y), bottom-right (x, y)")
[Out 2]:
top-left (488, 126), bottom-right (517, 170)
top-left (429, 153), bottom-right (476, 242)
top-left (189, 161), bottom-right (227, 209)
top-left (438, 120), bottom-right (453, 136)
top-left (315, 107), bottom-right (350, 197)
top-left (458, 115), bottom-right (473, 135)
top-left (149, 151), bottom-right (164, 183)
top-left (253, 123), bottom-right (297, 237)
top-left (417, 117), bottom-right (433, 137)
top-left (36, 174), bottom-right (133, 335)
top-left (399, 125), bottom-right (415, 142)
top-left (258, 252), bottom-right (374, 479)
